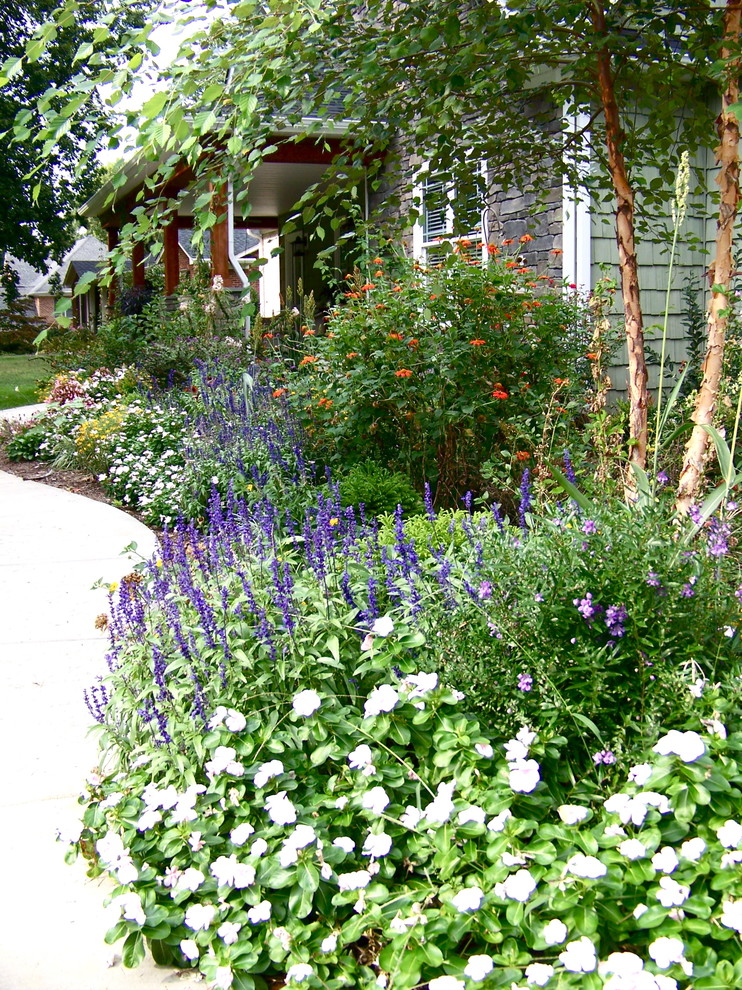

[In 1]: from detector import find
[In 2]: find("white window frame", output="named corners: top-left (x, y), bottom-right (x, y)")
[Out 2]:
top-left (562, 108), bottom-right (592, 291)
top-left (413, 160), bottom-right (490, 265)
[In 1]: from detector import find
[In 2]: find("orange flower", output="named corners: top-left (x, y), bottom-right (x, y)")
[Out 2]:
top-left (318, 397), bottom-right (333, 408)
top-left (557, 405), bottom-right (568, 414)
top-left (299, 356), bottom-right (317, 367)
top-left (550, 248), bottom-right (563, 255)
top-left (392, 285), bottom-right (403, 292)
top-left (373, 257), bottom-right (383, 265)
top-left (586, 352), bottom-right (598, 360)
top-left (464, 298), bottom-right (473, 305)
top-left (519, 233), bottom-right (534, 243)
top-left (346, 352), bottom-right (359, 359)
top-left (395, 369), bottom-right (413, 378)
top-left (374, 271), bottom-right (384, 278)
top-left (408, 339), bottom-right (419, 347)
top-left (361, 283), bottom-right (376, 291)
top-left (502, 238), bottom-right (514, 246)
top-left (505, 261), bottom-right (518, 268)
top-left (469, 339), bottom-right (486, 346)
top-left (272, 388), bottom-right (286, 398)
top-left (553, 377), bottom-right (569, 385)
top-left (429, 294), bottom-right (437, 300)
top-left (492, 389), bottom-right (509, 400)
top-left (388, 333), bottom-right (404, 341)
top-left (263, 332), bottom-right (274, 339)
top-left (344, 273), bottom-right (354, 279)
top-left (303, 328), bottom-right (316, 336)
top-left (515, 451), bottom-right (531, 461)
top-left (375, 304), bottom-right (386, 310)
top-left (487, 244), bottom-right (500, 255)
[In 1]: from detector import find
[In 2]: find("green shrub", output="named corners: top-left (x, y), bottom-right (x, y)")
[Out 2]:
top-left (5, 419), bottom-right (52, 461)
top-left (337, 460), bottom-right (425, 517)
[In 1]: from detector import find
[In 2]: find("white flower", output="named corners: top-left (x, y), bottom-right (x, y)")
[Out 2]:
top-left (360, 633), bottom-right (374, 651)
top-left (335, 796), bottom-right (348, 810)
top-left (458, 806), bottom-right (486, 825)
top-left (487, 809), bottom-right (512, 833)
top-left (218, 921), bottom-right (242, 944)
top-left (137, 808), bottom-right (162, 831)
top-left (566, 854), bottom-right (607, 879)
top-left (653, 730), bottom-right (705, 763)
top-left (404, 671), bottom-right (438, 697)
top-left (280, 845), bottom-right (299, 868)
top-left (656, 876), bottom-right (690, 907)
top-left (292, 689), bottom-right (322, 717)
top-left (225, 709), bottom-right (246, 732)
top-left (230, 822), bottom-right (255, 846)
top-left (618, 839), bottom-right (647, 860)
top-left (211, 855), bottom-right (256, 888)
top-left (424, 780), bottom-right (456, 824)
top-left (599, 952), bottom-right (644, 978)
top-left (99, 792), bottom-right (124, 811)
top-left (558, 805), bottom-right (589, 825)
top-left (652, 846), bottom-right (679, 874)
top-left (654, 978), bottom-right (679, 990)
top-left (214, 965), bottom-right (233, 989)
top-left (451, 886), bottom-right (484, 912)
top-left (720, 898), bottom-right (742, 933)
top-left (170, 784), bottom-right (206, 824)
top-left (337, 869), bottom-right (372, 891)
top-left (428, 978), bottom-right (465, 990)
top-left (254, 760), bottom-right (284, 788)
top-left (247, 901), bottom-right (272, 924)
top-left (250, 837), bottom-right (268, 857)
top-left (542, 919), bottom-right (567, 945)
top-left (361, 786), bottom-right (390, 815)
top-left (508, 759), bottom-right (540, 793)
top-left (265, 791), bottom-right (297, 825)
top-left (501, 851), bottom-right (527, 867)
top-left (376, 976), bottom-right (388, 989)
top-left (495, 868), bottom-right (537, 902)
top-left (115, 892), bottom-right (146, 926)
top-left (174, 867), bottom-right (205, 892)
top-left (180, 938), bottom-right (199, 960)
top-left (680, 837), bottom-right (706, 861)
top-left (525, 963), bottom-right (554, 986)
top-left (272, 927), bottom-right (292, 950)
top-left (648, 936), bottom-right (688, 969)
top-left (371, 615), bottom-right (394, 637)
top-left (205, 746), bottom-right (244, 777)
top-left (286, 963), bottom-right (313, 983)
top-left (628, 763), bottom-right (653, 786)
top-left (716, 819), bottom-right (742, 848)
top-left (474, 743), bottom-right (494, 758)
top-left (633, 903), bottom-right (648, 919)
top-left (364, 684), bottom-right (399, 718)
top-left (559, 936), bottom-right (597, 973)
top-left (701, 717), bottom-right (727, 739)
top-left (504, 739), bottom-right (529, 762)
top-left (362, 832), bottom-right (392, 858)
top-left (604, 824), bottom-right (626, 838)
top-left (348, 745), bottom-right (374, 769)
top-left (321, 933), bottom-right (338, 953)
top-left (464, 955), bottom-right (494, 982)
top-left (400, 806), bottom-right (423, 829)
top-left (720, 849), bottom-right (742, 868)
top-left (333, 836), bottom-right (356, 853)
top-left (184, 903), bottom-right (216, 931)
top-left (688, 678), bottom-right (705, 698)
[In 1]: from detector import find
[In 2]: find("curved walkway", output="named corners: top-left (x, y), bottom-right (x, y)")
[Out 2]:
top-left (0, 459), bottom-right (202, 988)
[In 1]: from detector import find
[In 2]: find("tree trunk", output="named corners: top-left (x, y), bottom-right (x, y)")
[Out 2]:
top-left (676, 0), bottom-right (742, 512)
top-left (593, 4), bottom-right (649, 472)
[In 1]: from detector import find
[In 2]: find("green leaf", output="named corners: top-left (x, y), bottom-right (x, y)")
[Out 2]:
top-left (122, 931), bottom-right (145, 968)
top-left (548, 464), bottom-right (596, 514)
top-left (141, 91), bottom-right (170, 120)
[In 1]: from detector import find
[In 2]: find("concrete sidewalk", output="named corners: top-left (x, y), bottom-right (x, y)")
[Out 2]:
top-left (0, 469), bottom-right (202, 989)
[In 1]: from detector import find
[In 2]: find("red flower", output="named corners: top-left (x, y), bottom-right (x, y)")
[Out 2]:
top-left (469, 339), bottom-right (486, 346)
top-left (299, 356), bottom-right (317, 367)
top-left (388, 333), bottom-right (404, 341)
top-left (519, 233), bottom-right (534, 243)
top-left (492, 389), bottom-right (509, 400)
top-left (395, 369), bottom-right (413, 378)
top-left (346, 352), bottom-right (359, 359)
top-left (408, 339), bottom-right (419, 347)
top-left (361, 283), bottom-right (376, 291)
top-left (373, 257), bottom-right (383, 265)
top-left (515, 451), bottom-right (531, 461)
top-left (272, 388), bottom-right (286, 398)
top-left (502, 238), bottom-right (514, 246)
top-left (392, 285), bottom-right (403, 292)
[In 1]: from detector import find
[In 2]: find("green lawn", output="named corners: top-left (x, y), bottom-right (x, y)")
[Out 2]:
top-left (0, 354), bottom-right (51, 410)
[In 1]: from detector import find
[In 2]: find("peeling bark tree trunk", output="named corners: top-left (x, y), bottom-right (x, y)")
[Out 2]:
top-left (593, 4), bottom-right (649, 472)
top-left (677, 0), bottom-right (742, 512)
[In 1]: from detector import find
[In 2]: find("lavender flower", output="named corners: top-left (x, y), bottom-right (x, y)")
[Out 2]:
top-left (518, 469), bottom-right (532, 532)
top-left (581, 519), bottom-right (598, 535)
top-left (574, 593), bottom-right (599, 621)
top-left (706, 517), bottom-right (730, 558)
top-left (517, 672), bottom-right (533, 692)
top-left (656, 470), bottom-right (669, 486)
top-left (593, 750), bottom-right (616, 766)
top-left (646, 572), bottom-right (662, 588)
top-left (604, 604), bottom-right (628, 638)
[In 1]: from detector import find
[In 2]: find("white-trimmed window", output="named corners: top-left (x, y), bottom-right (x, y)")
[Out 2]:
top-left (413, 161), bottom-right (490, 265)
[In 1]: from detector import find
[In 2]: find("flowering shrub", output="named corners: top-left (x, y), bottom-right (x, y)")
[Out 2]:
top-left (279, 251), bottom-right (591, 502)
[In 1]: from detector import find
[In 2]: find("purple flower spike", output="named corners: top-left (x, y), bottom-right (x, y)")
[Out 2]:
top-left (517, 672), bottom-right (533, 692)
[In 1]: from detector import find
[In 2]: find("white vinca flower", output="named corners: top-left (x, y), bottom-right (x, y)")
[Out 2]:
top-left (680, 837), bottom-right (706, 861)
top-left (214, 966), bottom-right (233, 990)
top-left (246, 901), bottom-right (272, 924)
top-left (404, 671), bottom-right (438, 697)
top-left (264, 791), bottom-right (297, 825)
top-left (495, 869), bottom-right (537, 902)
top-left (230, 822), bottom-right (255, 846)
top-left (218, 921), bottom-right (242, 944)
top-left (115, 892), bottom-right (146, 926)
top-left (364, 684), bottom-right (399, 718)
top-left (508, 759), bottom-right (540, 793)
top-left (458, 805), bottom-right (486, 825)
top-left (205, 745), bottom-right (244, 777)
top-left (653, 729), bottom-right (705, 763)
top-left (618, 839), bottom-right (647, 860)
top-left (628, 763), bottom-right (653, 786)
top-left (348, 744), bottom-right (374, 769)
top-left (333, 836), bottom-right (355, 853)
top-left (371, 615), bottom-right (394, 637)
top-left (720, 898), bottom-right (742, 933)
top-left (648, 936), bottom-right (690, 971)
top-left (184, 903), bottom-right (216, 931)
top-left (524, 962), bottom-right (554, 986)
top-left (173, 867), bottom-right (205, 893)
top-left (292, 689), bottom-right (321, 717)
top-left (337, 870), bottom-right (372, 891)
top-left (400, 806), bottom-right (423, 829)
top-left (656, 876), bottom-right (690, 908)
top-left (558, 805), bottom-right (589, 825)
top-left (450, 886), bottom-right (484, 912)
top-left (487, 809), bottom-right (512, 833)
top-left (285, 963), bottom-right (313, 983)
top-left (559, 936), bottom-right (597, 973)
top-left (361, 786), bottom-right (390, 816)
top-left (250, 838), bottom-right (268, 858)
top-left (254, 759), bottom-right (284, 789)
top-left (463, 955), bottom-right (494, 982)
top-left (598, 951), bottom-right (644, 979)
top-left (428, 978), bottom-right (465, 990)
top-left (320, 933), bottom-right (338, 953)
top-left (652, 846), bottom-right (679, 874)
top-left (179, 938), bottom-right (199, 960)
top-left (211, 855), bottom-right (256, 889)
top-left (424, 780), bottom-right (456, 824)
top-left (362, 832), bottom-right (392, 858)
top-left (542, 918), bottom-right (567, 945)
top-left (566, 854), bottom-right (607, 879)
top-left (474, 742), bottom-right (494, 758)
top-left (716, 819), bottom-right (742, 848)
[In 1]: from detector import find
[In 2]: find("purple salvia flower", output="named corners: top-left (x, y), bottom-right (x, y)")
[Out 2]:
top-left (517, 672), bottom-right (533, 691)
top-left (604, 604), bottom-right (628, 638)
top-left (424, 482), bottom-right (436, 520)
top-left (518, 469), bottom-right (532, 531)
top-left (563, 449), bottom-right (577, 484)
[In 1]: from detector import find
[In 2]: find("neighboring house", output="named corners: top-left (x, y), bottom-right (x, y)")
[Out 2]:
top-left (0, 254), bottom-right (45, 317)
top-left (27, 234), bottom-right (108, 328)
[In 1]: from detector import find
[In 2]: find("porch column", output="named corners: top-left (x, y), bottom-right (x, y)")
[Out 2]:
top-left (106, 226), bottom-right (119, 312)
top-left (210, 184), bottom-right (230, 283)
top-left (163, 217), bottom-right (181, 296)
top-left (131, 240), bottom-right (146, 288)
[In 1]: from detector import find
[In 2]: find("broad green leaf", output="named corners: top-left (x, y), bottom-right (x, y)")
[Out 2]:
top-left (141, 91), bottom-right (170, 120)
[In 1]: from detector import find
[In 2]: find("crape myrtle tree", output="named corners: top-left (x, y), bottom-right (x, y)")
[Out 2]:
top-left (4, 0), bottom-right (730, 477)
top-left (0, 0), bottom-right (149, 285)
